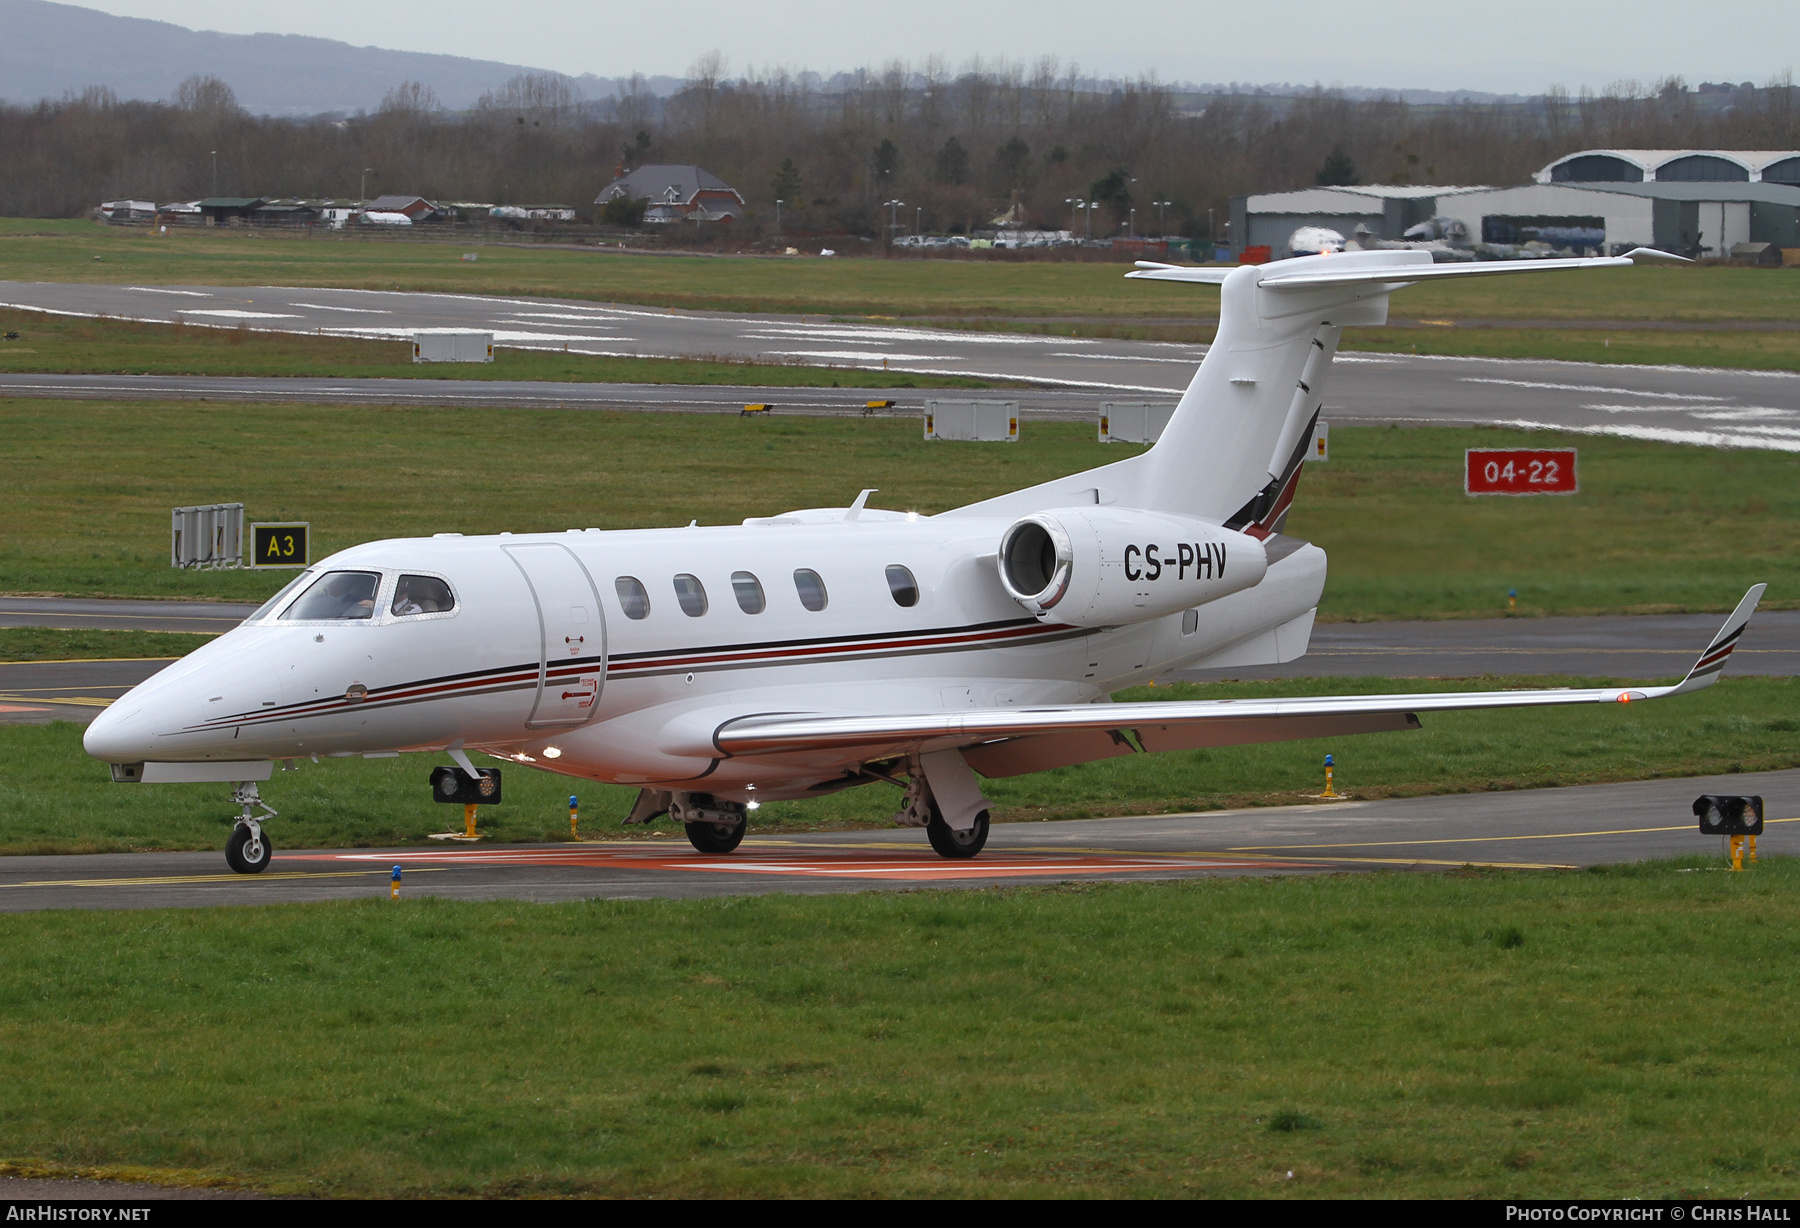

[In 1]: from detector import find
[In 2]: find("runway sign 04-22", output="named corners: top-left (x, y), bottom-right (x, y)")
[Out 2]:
top-left (1465, 449), bottom-right (1578, 496)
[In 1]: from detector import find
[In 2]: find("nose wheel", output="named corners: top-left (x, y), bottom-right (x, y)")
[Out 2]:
top-left (685, 820), bottom-right (746, 854)
top-left (226, 821), bottom-right (273, 873)
top-left (225, 781), bottom-right (278, 874)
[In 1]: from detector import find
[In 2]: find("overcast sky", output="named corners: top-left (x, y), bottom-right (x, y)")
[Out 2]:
top-left (70, 0), bottom-right (1800, 95)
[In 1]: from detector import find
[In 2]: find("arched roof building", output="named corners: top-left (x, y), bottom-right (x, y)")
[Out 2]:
top-left (1535, 150), bottom-right (1800, 185)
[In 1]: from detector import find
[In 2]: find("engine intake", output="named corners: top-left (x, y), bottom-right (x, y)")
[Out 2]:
top-left (998, 508), bottom-right (1267, 627)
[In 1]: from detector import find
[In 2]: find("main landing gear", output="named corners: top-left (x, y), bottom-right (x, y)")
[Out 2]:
top-left (225, 781), bottom-right (277, 874)
top-left (893, 768), bottom-right (990, 859)
top-left (927, 807), bottom-right (990, 859)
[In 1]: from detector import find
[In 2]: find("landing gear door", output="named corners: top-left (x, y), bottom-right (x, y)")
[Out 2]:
top-left (502, 543), bottom-right (606, 729)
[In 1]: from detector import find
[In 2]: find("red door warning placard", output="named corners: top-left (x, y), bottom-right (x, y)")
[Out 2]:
top-left (1465, 449), bottom-right (1578, 496)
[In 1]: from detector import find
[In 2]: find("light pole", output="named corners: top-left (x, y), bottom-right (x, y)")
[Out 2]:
top-left (915, 206), bottom-right (922, 236)
top-left (1065, 198), bottom-right (1094, 241)
top-left (361, 167), bottom-right (374, 200)
top-left (1128, 207), bottom-right (1136, 237)
top-left (775, 199), bottom-right (784, 235)
top-left (210, 150), bottom-right (217, 196)
top-left (883, 199), bottom-right (905, 243)
top-left (1154, 200), bottom-right (1171, 237)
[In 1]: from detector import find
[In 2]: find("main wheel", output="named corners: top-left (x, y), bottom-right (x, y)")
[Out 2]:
top-left (685, 820), bottom-right (746, 854)
top-left (926, 808), bottom-right (989, 859)
top-left (225, 823), bottom-right (272, 874)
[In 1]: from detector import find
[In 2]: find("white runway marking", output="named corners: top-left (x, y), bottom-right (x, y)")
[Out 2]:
top-left (177, 309), bottom-right (301, 320)
top-left (1462, 377), bottom-right (1730, 400)
top-left (287, 302), bottom-right (395, 314)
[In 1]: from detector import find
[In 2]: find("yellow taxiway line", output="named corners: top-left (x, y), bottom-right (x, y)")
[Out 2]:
top-left (9, 867), bottom-right (450, 889)
top-left (1228, 816), bottom-right (1800, 853)
top-left (0, 656), bottom-right (184, 665)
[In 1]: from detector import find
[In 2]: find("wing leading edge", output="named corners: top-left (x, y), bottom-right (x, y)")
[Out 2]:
top-left (705, 586), bottom-right (1765, 764)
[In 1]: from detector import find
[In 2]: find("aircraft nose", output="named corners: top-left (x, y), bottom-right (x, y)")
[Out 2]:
top-left (84, 701), bottom-right (153, 763)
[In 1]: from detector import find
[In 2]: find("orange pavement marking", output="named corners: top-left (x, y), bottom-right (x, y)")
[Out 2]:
top-left (295, 845), bottom-right (1315, 881)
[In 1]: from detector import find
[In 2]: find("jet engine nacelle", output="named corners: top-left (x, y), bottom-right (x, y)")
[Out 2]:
top-left (997, 508), bottom-right (1268, 627)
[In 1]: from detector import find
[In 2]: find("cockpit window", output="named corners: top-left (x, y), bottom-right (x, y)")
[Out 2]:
top-left (280, 570), bottom-right (381, 621)
top-left (391, 575), bottom-right (455, 617)
top-left (250, 570), bottom-right (313, 621)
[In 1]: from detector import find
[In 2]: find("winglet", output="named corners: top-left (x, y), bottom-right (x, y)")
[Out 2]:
top-left (1668, 584), bottom-right (1766, 694)
top-left (1621, 246), bottom-right (1694, 265)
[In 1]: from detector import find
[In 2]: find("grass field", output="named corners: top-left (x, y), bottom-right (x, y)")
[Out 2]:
top-left (4, 218), bottom-right (1797, 325)
top-left (1, 861), bottom-right (1797, 1197)
top-left (0, 308), bottom-right (995, 389)
top-left (10, 673), bottom-right (1796, 854)
top-left (0, 400), bottom-right (1789, 618)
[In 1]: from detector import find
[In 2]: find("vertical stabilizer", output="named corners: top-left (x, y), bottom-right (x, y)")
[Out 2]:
top-left (945, 250), bottom-right (1425, 524)
top-left (1130, 256), bottom-right (1397, 522)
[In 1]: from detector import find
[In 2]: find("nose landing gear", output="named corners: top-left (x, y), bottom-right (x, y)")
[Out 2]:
top-left (225, 781), bottom-right (277, 874)
top-left (669, 793), bottom-right (748, 854)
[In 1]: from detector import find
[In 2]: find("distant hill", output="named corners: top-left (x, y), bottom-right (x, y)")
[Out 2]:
top-left (0, 0), bottom-right (673, 115)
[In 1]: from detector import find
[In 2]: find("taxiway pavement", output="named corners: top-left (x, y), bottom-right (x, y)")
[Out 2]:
top-left (2, 599), bottom-right (1794, 726)
top-left (3, 282), bottom-right (1797, 447)
top-left (2, 766), bottom-right (1789, 912)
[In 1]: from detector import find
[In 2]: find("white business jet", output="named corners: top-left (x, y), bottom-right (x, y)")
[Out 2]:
top-left (85, 247), bottom-right (1761, 873)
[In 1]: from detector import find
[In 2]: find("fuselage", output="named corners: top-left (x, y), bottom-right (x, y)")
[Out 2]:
top-left (83, 507), bottom-right (1325, 801)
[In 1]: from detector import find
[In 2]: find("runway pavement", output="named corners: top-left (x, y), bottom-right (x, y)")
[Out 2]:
top-left (2, 766), bottom-right (1790, 912)
top-left (1, 598), bottom-right (1793, 726)
top-left (3, 282), bottom-right (1798, 447)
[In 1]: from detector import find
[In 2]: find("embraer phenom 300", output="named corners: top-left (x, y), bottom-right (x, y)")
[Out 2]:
top-left (86, 247), bottom-right (1761, 871)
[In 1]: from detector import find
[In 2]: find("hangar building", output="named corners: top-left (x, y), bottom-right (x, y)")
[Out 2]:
top-left (1232, 149), bottom-right (1800, 258)
top-left (1228, 185), bottom-right (1489, 256)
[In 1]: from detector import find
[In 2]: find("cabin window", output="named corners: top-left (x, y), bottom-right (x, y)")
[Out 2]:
top-left (731, 571), bottom-right (766, 614)
top-left (280, 570), bottom-right (381, 621)
top-left (793, 568), bottom-right (828, 612)
top-left (886, 564), bottom-right (920, 608)
top-left (391, 575), bottom-right (455, 616)
top-left (673, 573), bottom-right (709, 617)
top-left (1181, 608), bottom-right (1199, 636)
top-left (614, 576), bottom-right (650, 620)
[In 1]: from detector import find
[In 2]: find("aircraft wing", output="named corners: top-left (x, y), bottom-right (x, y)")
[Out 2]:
top-left (1124, 247), bottom-right (1689, 290)
top-left (708, 586), bottom-right (1763, 766)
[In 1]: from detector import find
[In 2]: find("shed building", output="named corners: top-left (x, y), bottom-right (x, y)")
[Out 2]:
top-left (362, 195), bottom-right (444, 222)
top-left (195, 197), bottom-right (266, 226)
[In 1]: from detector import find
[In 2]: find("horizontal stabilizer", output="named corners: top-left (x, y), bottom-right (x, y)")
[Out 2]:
top-left (1124, 262), bottom-right (1234, 285)
top-left (1126, 247), bottom-right (1690, 292)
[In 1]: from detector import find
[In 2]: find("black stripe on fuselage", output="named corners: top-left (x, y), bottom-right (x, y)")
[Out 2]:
top-left (187, 616), bottom-right (1082, 731)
